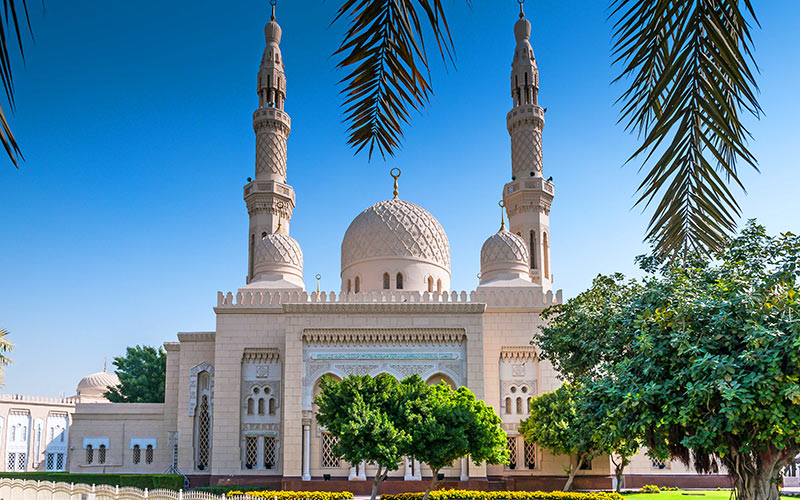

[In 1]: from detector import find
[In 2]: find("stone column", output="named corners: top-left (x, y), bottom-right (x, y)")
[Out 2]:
top-left (460, 457), bottom-right (469, 481)
top-left (301, 418), bottom-right (311, 481)
top-left (358, 461), bottom-right (367, 480)
top-left (403, 456), bottom-right (412, 480)
top-left (412, 459), bottom-right (421, 481)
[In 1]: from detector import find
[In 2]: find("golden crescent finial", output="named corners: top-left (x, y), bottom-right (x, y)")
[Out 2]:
top-left (499, 200), bottom-right (507, 231)
top-left (270, 0), bottom-right (277, 20)
top-left (276, 200), bottom-right (285, 233)
top-left (518, 0), bottom-right (525, 18)
top-left (390, 168), bottom-right (401, 199)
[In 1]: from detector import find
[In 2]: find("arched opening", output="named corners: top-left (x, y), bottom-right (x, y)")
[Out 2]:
top-left (396, 273), bottom-right (403, 290)
top-left (437, 279), bottom-right (442, 293)
top-left (86, 445), bottom-right (93, 464)
top-left (98, 444), bottom-right (107, 464)
top-left (516, 397), bottom-right (523, 414)
top-left (194, 370), bottom-right (212, 471)
top-left (543, 232), bottom-right (550, 279)
top-left (133, 444), bottom-right (141, 464)
top-left (258, 397), bottom-right (265, 416)
top-left (427, 276), bottom-right (434, 293)
top-left (383, 273), bottom-right (390, 289)
top-left (268, 398), bottom-right (276, 416)
top-left (354, 276), bottom-right (360, 293)
top-left (347, 279), bottom-right (352, 293)
top-left (426, 373), bottom-right (456, 388)
top-left (530, 231), bottom-right (537, 269)
top-left (145, 444), bottom-right (153, 464)
top-left (505, 398), bottom-right (512, 415)
top-left (526, 397), bottom-right (531, 414)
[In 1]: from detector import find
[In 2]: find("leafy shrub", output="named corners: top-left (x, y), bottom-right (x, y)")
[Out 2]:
top-left (226, 492), bottom-right (353, 500)
top-left (640, 486), bottom-right (660, 494)
top-left (380, 491), bottom-right (623, 500)
top-left (659, 487), bottom-right (678, 492)
top-left (198, 486), bottom-right (277, 495)
top-left (0, 473), bottom-right (183, 490)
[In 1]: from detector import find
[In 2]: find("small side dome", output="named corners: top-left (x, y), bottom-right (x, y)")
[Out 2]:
top-left (479, 230), bottom-right (532, 286)
top-left (76, 370), bottom-right (120, 403)
top-left (248, 232), bottom-right (304, 289)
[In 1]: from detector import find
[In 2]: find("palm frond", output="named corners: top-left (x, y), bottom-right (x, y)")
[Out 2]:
top-left (610, 0), bottom-right (760, 260)
top-left (332, 0), bottom-right (460, 160)
top-left (0, 328), bottom-right (14, 385)
top-left (0, 0), bottom-right (32, 167)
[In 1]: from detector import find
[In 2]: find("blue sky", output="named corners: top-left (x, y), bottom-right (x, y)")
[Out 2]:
top-left (1, 1), bottom-right (798, 396)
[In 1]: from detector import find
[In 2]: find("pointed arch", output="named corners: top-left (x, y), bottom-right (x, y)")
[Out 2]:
top-left (396, 273), bottom-right (403, 290)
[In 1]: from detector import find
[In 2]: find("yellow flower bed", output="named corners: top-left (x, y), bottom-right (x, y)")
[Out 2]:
top-left (381, 491), bottom-right (623, 500)
top-left (226, 491), bottom-right (353, 500)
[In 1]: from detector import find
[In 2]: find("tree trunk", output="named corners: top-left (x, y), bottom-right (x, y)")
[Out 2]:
top-left (722, 447), bottom-right (797, 500)
top-left (422, 467), bottom-right (441, 500)
top-left (563, 454), bottom-right (584, 492)
top-left (370, 465), bottom-right (388, 500)
top-left (614, 461), bottom-right (626, 493)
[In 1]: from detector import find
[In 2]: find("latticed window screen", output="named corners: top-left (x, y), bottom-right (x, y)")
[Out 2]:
top-left (506, 437), bottom-right (518, 470)
top-left (98, 445), bottom-right (107, 464)
top-left (16, 453), bottom-right (26, 471)
top-left (86, 446), bottom-right (94, 464)
top-left (6, 453), bottom-right (15, 471)
top-left (196, 397), bottom-right (211, 469)
top-left (321, 433), bottom-right (340, 468)
top-left (56, 453), bottom-right (64, 471)
top-left (263, 437), bottom-right (277, 469)
top-left (146, 445), bottom-right (153, 464)
top-left (245, 437), bottom-right (258, 468)
top-left (46, 453), bottom-right (55, 470)
top-left (133, 445), bottom-right (141, 464)
top-left (523, 440), bottom-right (536, 469)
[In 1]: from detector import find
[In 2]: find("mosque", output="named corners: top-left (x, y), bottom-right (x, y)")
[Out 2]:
top-left (0, 3), bottom-right (743, 492)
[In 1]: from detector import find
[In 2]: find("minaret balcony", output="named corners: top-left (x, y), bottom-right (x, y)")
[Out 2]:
top-left (506, 104), bottom-right (544, 131)
top-left (244, 179), bottom-right (295, 205)
top-left (504, 177), bottom-right (554, 197)
top-left (253, 106), bottom-right (291, 132)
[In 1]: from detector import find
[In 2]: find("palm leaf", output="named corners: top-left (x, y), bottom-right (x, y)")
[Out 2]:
top-left (0, 0), bottom-right (32, 167)
top-left (0, 328), bottom-right (14, 385)
top-left (610, 0), bottom-right (760, 261)
top-left (332, 0), bottom-right (461, 160)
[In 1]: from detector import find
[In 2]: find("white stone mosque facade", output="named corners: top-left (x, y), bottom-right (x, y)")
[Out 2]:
top-left (0, 5), bottom-right (745, 492)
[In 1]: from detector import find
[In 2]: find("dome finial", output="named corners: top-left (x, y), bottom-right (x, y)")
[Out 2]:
top-left (499, 200), bottom-right (507, 231)
top-left (270, 0), bottom-right (277, 21)
top-left (518, 0), bottom-right (525, 19)
top-left (390, 168), bottom-right (401, 199)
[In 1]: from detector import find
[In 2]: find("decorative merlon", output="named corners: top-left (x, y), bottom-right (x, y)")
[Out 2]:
top-left (242, 348), bottom-right (280, 362)
top-left (500, 346), bottom-right (539, 361)
top-left (302, 328), bottom-right (466, 346)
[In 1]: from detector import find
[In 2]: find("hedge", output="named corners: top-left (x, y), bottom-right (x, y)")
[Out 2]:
top-left (0, 472), bottom-right (184, 490)
top-left (198, 486), bottom-right (279, 495)
top-left (226, 492), bottom-right (353, 500)
top-left (380, 491), bottom-right (623, 500)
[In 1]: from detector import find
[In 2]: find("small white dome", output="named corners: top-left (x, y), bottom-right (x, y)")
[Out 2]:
top-left (341, 199), bottom-right (450, 293)
top-left (249, 232), bottom-right (304, 288)
top-left (77, 371), bottom-right (120, 393)
top-left (479, 230), bottom-right (532, 286)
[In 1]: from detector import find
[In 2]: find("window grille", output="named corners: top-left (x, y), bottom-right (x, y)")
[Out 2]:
top-left (146, 444), bottom-right (153, 464)
top-left (46, 453), bottom-right (55, 471)
top-left (523, 440), bottom-right (536, 469)
top-left (98, 445), bottom-right (107, 464)
top-left (506, 437), bottom-right (517, 470)
top-left (651, 458), bottom-right (667, 470)
top-left (16, 453), bottom-right (26, 471)
top-left (263, 436), bottom-right (277, 469)
top-left (7, 453), bottom-right (15, 471)
top-left (196, 396), bottom-right (211, 469)
top-left (245, 437), bottom-right (258, 469)
top-left (133, 445), bottom-right (141, 464)
top-left (86, 445), bottom-right (94, 464)
top-left (56, 453), bottom-right (64, 471)
top-left (321, 433), bottom-right (340, 468)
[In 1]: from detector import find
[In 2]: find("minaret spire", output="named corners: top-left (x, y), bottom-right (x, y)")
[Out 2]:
top-left (244, 2), bottom-right (296, 283)
top-left (502, 3), bottom-right (554, 291)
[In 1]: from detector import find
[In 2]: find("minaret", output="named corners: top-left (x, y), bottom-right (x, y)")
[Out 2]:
top-left (502, 2), bottom-right (554, 291)
top-left (244, 2), bottom-right (296, 284)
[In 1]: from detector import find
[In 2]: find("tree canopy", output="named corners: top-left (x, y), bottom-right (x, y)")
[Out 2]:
top-left (105, 345), bottom-right (166, 403)
top-left (536, 221), bottom-right (800, 500)
top-left (0, 328), bottom-right (13, 385)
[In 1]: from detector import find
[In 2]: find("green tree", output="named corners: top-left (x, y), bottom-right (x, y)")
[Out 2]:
top-left (315, 374), bottom-right (407, 500)
top-left (400, 377), bottom-right (507, 500)
top-left (541, 221), bottom-right (800, 500)
top-left (0, 328), bottom-right (13, 384)
top-left (520, 384), bottom-right (600, 491)
top-left (105, 345), bottom-right (166, 403)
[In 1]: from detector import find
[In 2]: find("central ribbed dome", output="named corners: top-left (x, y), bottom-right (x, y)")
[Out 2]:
top-left (341, 199), bottom-right (450, 272)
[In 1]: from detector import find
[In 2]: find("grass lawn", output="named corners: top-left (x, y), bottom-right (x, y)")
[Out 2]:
top-left (624, 491), bottom-right (794, 500)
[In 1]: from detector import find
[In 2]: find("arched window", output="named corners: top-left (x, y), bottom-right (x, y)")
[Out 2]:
top-left (516, 397), bottom-right (523, 414)
top-left (86, 445), bottom-right (93, 464)
top-left (10, 426), bottom-right (15, 441)
top-left (530, 231), bottom-right (537, 269)
top-left (383, 273), bottom-right (390, 289)
top-left (247, 398), bottom-right (254, 415)
top-left (505, 398), bottom-right (512, 415)
top-left (98, 444), bottom-right (106, 464)
top-left (437, 279), bottom-right (442, 293)
top-left (249, 234), bottom-right (255, 280)
top-left (268, 398), bottom-right (277, 416)
top-left (396, 273), bottom-right (403, 290)
top-left (195, 392), bottom-right (211, 470)
top-left (48, 428), bottom-right (54, 443)
top-left (427, 277), bottom-right (434, 292)
top-left (145, 444), bottom-right (153, 464)
top-left (543, 232), bottom-right (550, 279)
top-left (257, 398), bottom-right (265, 416)
top-left (347, 279), bottom-right (352, 293)
top-left (526, 397), bottom-right (531, 414)
top-left (133, 445), bottom-right (141, 464)
top-left (354, 276), bottom-right (360, 293)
